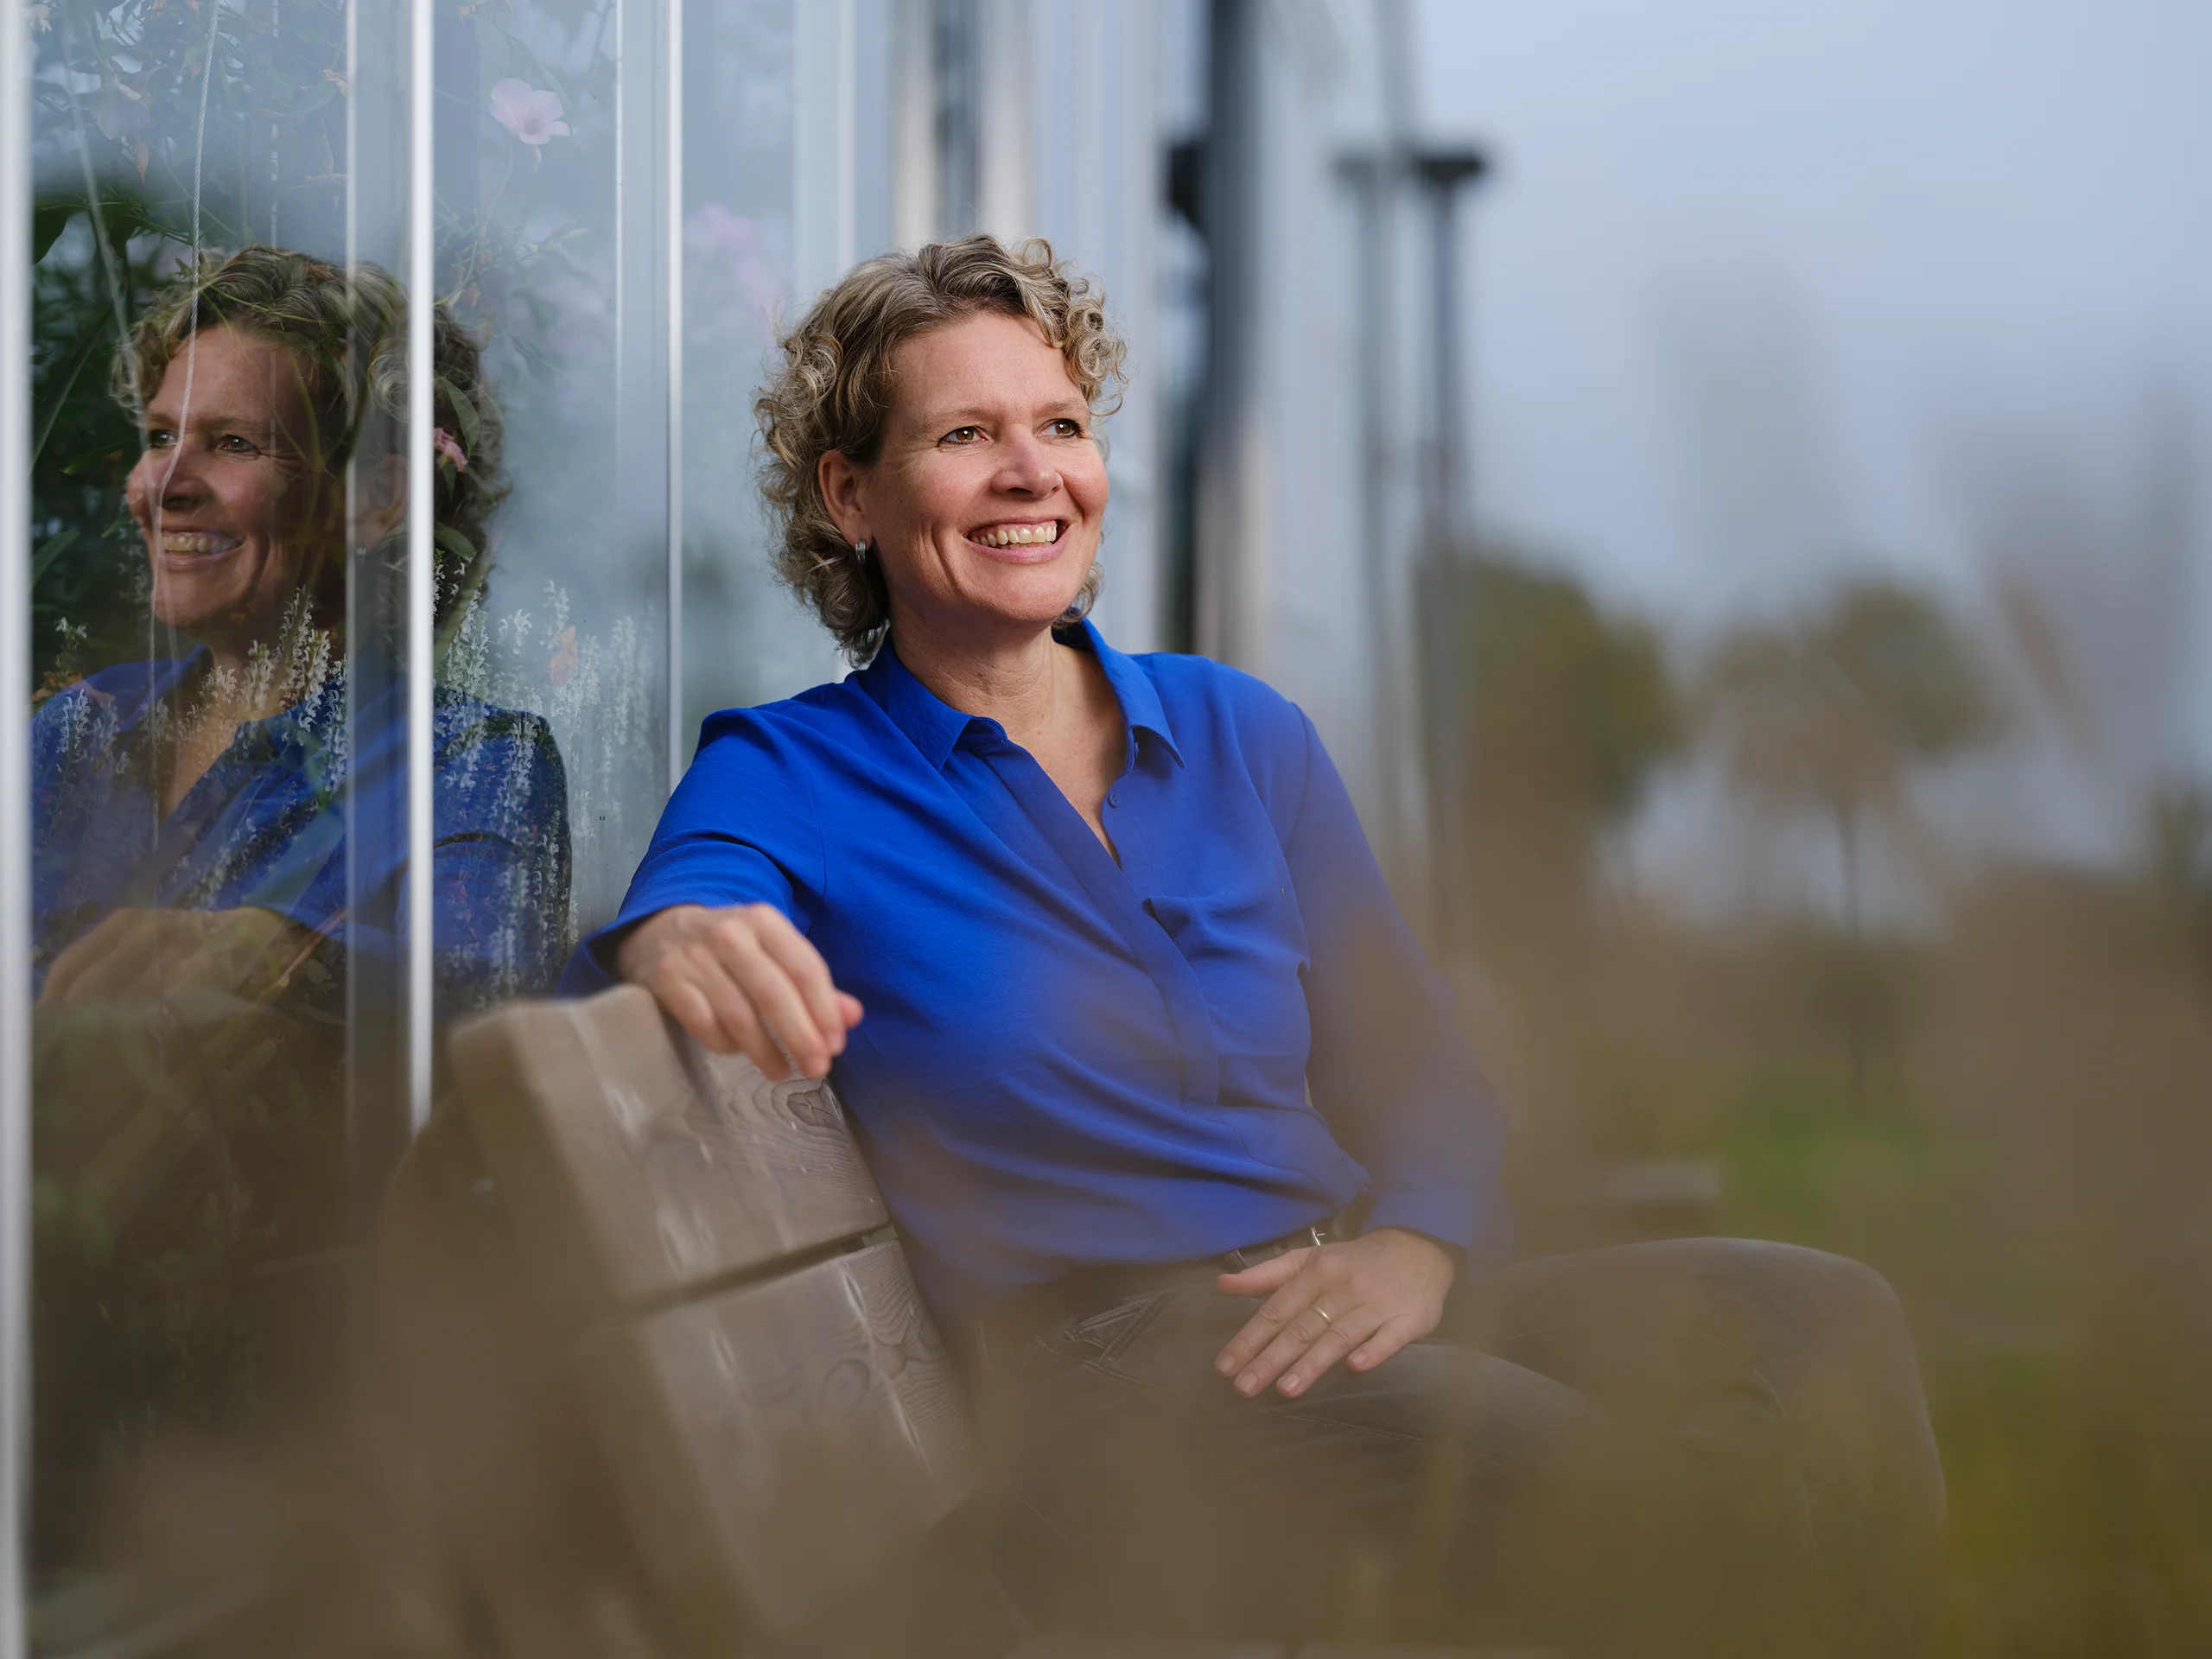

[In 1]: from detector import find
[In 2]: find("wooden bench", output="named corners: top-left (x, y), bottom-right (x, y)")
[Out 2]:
top-left (380, 986), bottom-right (1547, 1659)
top-left (382, 984), bottom-right (1000, 1657)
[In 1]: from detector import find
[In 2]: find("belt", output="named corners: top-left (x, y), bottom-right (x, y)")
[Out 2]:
top-left (1220, 1217), bottom-right (1339, 1274)
top-left (967, 1213), bottom-right (1348, 1376)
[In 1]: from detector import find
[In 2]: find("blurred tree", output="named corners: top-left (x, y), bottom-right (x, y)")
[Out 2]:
top-left (1699, 577), bottom-right (2001, 937)
top-left (1446, 550), bottom-right (1684, 925)
top-left (2142, 780), bottom-right (2209, 892)
top-left (1420, 551), bottom-right (1688, 1188)
top-left (2139, 779), bottom-right (2212, 986)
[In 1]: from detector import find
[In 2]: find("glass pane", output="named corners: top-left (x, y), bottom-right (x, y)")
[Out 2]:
top-left (26, 2), bottom-right (402, 1618)
top-left (23, 0), bottom-right (367, 1618)
top-left (681, 0), bottom-right (841, 738)
top-left (436, 0), bottom-right (670, 931)
top-left (19, 0), bottom-right (652, 1631)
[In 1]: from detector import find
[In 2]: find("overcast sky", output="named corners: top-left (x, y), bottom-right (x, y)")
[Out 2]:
top-left (1413, 0), bottom-right (2212, 790)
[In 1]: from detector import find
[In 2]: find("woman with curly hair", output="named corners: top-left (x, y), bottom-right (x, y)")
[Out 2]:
top-left (31, 245), bottom-right (570, 1015)
top-left (564, 235), bottom-right (1942, 1655)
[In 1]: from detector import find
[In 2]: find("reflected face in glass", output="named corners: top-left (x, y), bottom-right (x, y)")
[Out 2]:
top-left (125, 323), bottom-right (342, 647)
top-left (861, 310), bottom-right (1108, 639)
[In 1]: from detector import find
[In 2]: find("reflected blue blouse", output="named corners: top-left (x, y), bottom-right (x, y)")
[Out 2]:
top-left (563, 622), bottom-right (1510, 1324)
top-left (32, 652), bottom-right (572, 1014)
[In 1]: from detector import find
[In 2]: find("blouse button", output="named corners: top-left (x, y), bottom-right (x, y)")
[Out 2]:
top-left (1106, 790), bottom-right (1120, 808)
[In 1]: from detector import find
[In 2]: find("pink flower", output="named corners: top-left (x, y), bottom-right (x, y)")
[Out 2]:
top-left (433, 427), bottom-right (468, 472)
top-left (488, 79), bottom-right (571, 147)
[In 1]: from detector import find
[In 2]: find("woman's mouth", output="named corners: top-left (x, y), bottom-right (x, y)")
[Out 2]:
top-left (157, 530), bottom-right (244, 560)
top-left (966, 519), bottom-right (1067, 559)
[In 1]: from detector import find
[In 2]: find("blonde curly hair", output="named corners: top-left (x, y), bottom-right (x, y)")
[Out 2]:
top-left (755, 234), bottom-right (1128, 662)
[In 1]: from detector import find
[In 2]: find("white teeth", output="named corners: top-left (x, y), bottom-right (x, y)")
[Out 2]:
top-left (162, 531), bottom-right (238, 556)
top-left (976, 523), bottom-right (1059, 548)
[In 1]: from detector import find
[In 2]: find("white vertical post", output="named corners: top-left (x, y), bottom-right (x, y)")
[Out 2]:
top-left (0, 0), bottom-right (31, 1639)
top-left (666, 0), bottom-right (685, 790)
top-left (794, 0), bottom-right (861, 304)
top-left (887, 0), bottom-right (937, 249)
top-left (974, 0), bottom-right (1033, 243)
top-left (836, 0), bottom-right (857, 276)
top-left (615, 0), bottom-right (672, 791)
top-left (407, 0), bottom-right (436, 1132)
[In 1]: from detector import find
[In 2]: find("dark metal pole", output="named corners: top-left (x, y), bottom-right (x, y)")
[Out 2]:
top-left (933, 0), bottom-right (979, 235)
top-left (1336, 149), bottom-right (1418, 903)
top-left (1416, 149), bottom-right (1484, 532)
top-left (1410, 146), bottom-right (1488, 963)
top-left (1193, 0), bottom-right (1261, 666)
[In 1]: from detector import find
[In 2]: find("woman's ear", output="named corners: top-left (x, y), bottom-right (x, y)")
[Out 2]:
top-left (817, 448), bottom-right (869, 547)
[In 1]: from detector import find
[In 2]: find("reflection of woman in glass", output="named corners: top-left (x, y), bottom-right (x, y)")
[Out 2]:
top-left (31, 245), bottom-right (571, 1014)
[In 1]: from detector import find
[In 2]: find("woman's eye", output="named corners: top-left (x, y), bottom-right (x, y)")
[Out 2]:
top-left (941, 426), bottom-right (982, 446)
top-left (1049, 418), bottom-right (1085, 438)
top-left (143, 428), bottom-right (175, 449)
top-left (216, 434), bottom-right (260, 454)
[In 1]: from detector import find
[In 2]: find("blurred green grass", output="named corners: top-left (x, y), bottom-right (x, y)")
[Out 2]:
top-left (1706, 1061), bottom-right (2212, 1657)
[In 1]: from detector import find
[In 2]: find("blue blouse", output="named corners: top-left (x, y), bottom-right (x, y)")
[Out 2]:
top-left (33, 652), bottom-right (573, 1014)
top-left (563, 622), bottom-right (1510, 1325)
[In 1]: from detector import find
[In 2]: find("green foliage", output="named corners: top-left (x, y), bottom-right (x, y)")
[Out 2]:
top-left (1699, 576), bottom-right (2002, 931)
top-left (29, 196), bottom-right (169, 696)
top-left (1464, 552), bottom-right (1684, 832)
top-left (34, 0), bottom-right (349, 246)
top-left (1422, 547), bottom-right (1683, 943)
top-left (1700, 576), bottom-right (2001, 824)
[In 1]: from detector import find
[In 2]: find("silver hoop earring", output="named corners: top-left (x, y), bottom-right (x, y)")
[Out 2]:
top-left (852, 539), bottom-right (869, 563)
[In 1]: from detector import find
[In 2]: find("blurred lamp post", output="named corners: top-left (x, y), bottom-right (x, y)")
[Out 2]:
top-left (1334, 148), bottom-right (1424, 911)
top-left (1412, 147), bottom-right (1488, 535)
top-left (1412, 144), bottom-right (1490, 963)
top-left (1192, 0), bottom-right (1263, 670)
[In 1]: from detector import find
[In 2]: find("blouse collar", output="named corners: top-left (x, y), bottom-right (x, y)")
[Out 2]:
top-left (859, 617), bottom-right (1184, 772)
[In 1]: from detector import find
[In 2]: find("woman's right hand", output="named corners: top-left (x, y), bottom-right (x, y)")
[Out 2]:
top-left (613, 902), bottom-right (862, 1080)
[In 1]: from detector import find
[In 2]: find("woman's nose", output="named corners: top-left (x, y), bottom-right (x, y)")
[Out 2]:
top-left (129, 450), bottom-right (204, 518)
top-left (994, 430), bottom-right (1062, 496)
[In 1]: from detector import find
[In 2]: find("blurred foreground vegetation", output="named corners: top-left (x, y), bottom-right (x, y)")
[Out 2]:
top-left (1446, 549), bottom-right (2212, 1657)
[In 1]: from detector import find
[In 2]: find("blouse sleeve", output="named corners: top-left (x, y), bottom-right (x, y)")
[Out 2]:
top-left (559, 709), bottom-right (823, 995)
top-left (1284, 709), bottom-right (1514, 1275)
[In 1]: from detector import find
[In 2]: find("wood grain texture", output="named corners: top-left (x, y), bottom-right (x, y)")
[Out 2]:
top-left (448, 985), bottom-right (887, 1315)
top-left (574, 1241), bottom-right (979, 1647)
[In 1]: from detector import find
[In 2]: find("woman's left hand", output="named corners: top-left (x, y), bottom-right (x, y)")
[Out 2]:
top-left (1213, 1226), bottom-right (1458, 1399)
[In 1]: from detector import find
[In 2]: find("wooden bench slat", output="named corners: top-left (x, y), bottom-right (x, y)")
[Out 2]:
top-left (573, 1240), bottom-right (977, 1644)
top-left (450, 985), bottom-right (887, 1315)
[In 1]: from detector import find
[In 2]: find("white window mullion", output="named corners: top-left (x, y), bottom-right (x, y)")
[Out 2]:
top-left (0, 0), bottom-right (32, 1640)
top-left (666, 0), bottom-right (686, 791)
top-left (407, 0), bottom-right (437, 1133)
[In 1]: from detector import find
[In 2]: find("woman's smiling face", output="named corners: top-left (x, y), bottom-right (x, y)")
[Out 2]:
top-left (126, 323), bottom-right (342, 646)
top-left (841, 308), bottom-right (1109, 645)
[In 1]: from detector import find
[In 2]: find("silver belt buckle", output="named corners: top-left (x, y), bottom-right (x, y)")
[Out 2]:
top-left (1225, 1221), bottom-right (1331, 1274)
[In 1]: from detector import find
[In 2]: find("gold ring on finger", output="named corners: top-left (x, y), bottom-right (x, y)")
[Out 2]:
top-left (1313, 1304), bottom-right (1334, 1325)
